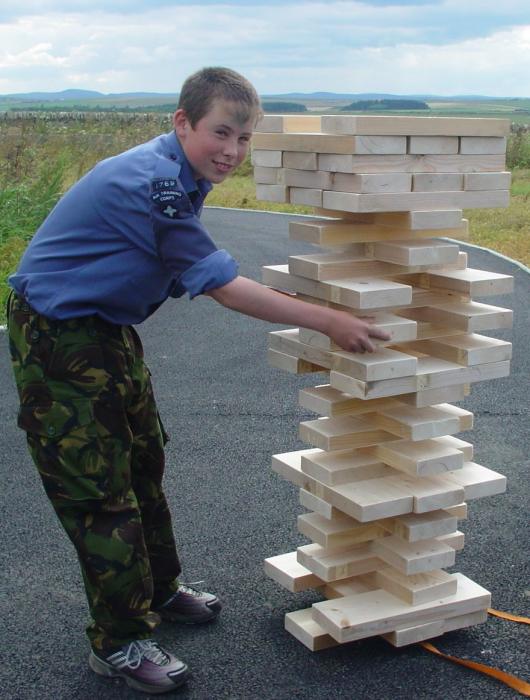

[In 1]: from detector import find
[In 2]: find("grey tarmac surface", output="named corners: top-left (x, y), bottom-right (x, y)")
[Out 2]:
top-left (1, 207), bottom-right (528, 700)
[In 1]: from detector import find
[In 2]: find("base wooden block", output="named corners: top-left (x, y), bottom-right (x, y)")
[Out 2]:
top-left (264, 551), bottom-right (323, 592)
top-left (382, 608), bottom-right (488, 647)
top-left (312, 572), bottom-right (490, 643)
top-left (284, 608), bottom-right (339, 651)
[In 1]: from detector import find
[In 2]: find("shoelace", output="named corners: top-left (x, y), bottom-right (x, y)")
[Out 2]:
top-left (122, 640), bottom-right (170, 669)
top-left (177, 580), bottom-right (206, 597)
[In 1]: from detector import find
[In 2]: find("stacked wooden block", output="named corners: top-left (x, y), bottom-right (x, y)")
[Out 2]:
top-left (254, 114), bottom-right (514, 650)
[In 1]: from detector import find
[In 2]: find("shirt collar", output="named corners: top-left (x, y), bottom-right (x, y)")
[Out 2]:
top-left (164, 130), bottom-right (212, 197)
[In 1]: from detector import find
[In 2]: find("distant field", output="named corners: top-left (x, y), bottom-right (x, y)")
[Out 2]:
top-left (0, 111), bottom-right (528, 324)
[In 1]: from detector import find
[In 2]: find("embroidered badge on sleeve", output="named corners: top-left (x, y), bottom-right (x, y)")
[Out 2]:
top-left (151, 178), bottom-right (190, 218)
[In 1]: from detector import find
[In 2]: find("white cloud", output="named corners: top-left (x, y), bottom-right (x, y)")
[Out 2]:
top-left (0, 4), bottom-right (528, 95)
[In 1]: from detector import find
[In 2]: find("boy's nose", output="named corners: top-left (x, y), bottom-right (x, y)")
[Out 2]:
top-left (222, 137), bottom-right (239, 159)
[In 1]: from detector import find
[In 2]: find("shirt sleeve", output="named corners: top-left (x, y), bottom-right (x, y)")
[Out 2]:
top-left (150, 178), bottom-right (238, 297)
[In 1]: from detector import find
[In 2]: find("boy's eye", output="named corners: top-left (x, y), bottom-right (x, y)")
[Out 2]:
top-left (239, 136), bottom-right (251, 143)
top-left (216, 129), bottom-right (229, 137)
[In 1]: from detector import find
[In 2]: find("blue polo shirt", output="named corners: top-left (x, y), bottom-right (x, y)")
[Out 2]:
top-left (9, 131), bottom-right (238, 324)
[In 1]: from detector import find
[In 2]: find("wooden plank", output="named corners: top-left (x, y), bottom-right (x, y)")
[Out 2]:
top-left (289, 218), bottom-right (468, 246)
top-left (284, 168), bottom-right (332, 188)
top-left (254, 114), bottom-right (322, 133)
top-left (255, 183), bottom-right (289, 202)
top-left (297, 542), bottom-right (381, 582)
top-left (298, 384), bottom-right (401, 418)
top-left (299, 415), bottom-right (398, 451)
top-left (402, 301), bottom-right (513, 333)
top-left (374, 404), bottom-right (462, 441)
top-left (264, 551), bottom-right (323, 592)
top-left (289, 187), bottom-right (322, 207)
top-left (300, 488), bottom-right (341, 519)
top-left (442, 462), bottom-right (507, 500)
top-left (312, 572), bottom-right (491, 643)
top-left (373, 210), bottom-right (464, 230)
top-left (437, 435), bottom-right (474, 462)
top-left (320, 115), bottom-right (510, 137)
top-left (372, 438), bottom-right (464, 477)
top-left (375, 567), bottom-right (458, 605)
top-left (413, 173), bottom-right (463, 191)
top-left (385, 472), bottom-right (465, 513)
top-left (251, 149), bottom-right (282, 167)
top-left (283, 151), bottom-right (318, 169)
top-left (251, 132), bottom-right (407, 154)
top-left (267, 348), bottom-right (326, 375)
top-left (300, 449), bottom-right (393, 486)
top-left (321, 189), bottom-right (509, 213)
top-left (372, 535), bottom-right (456, 575)
top-left (397, 383), bottom-right (470, 408)
top-left (383, 609), bottom-right (488, 647)
top-left (464, 172), bottom-right (511, 190)
top-left (317, 153), bottom-right (506, 174)
top-left (298, 511), bottom-right (386, 549)
top-left (410, 136), bottom-right (459, 155)
top-left (263, 265), bottom-right (412, 310)
top-left (424, 268), bottom-right (514, 297)
top-left (382, 510), bottom-right (459, 542)
top-left (271, 448), bottom-right (325, 489)
top-left (253, 165), bottom-right (284, 184)
top-left (367, 239), bottom-right (460, 267)
top-left (460, 137), bottom-right (507, 155)
top-left (401, 335), bottom-right (512, 366)
top-left (284, 608), bottom-right (338, 651)
top-left (330, 172), bottom-right (412, 194)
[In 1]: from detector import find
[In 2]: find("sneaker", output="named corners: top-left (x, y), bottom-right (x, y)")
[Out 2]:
top-left (155, 583), bottom-right (222, 624)
top-left (89, 639), bottom-right (189, 694)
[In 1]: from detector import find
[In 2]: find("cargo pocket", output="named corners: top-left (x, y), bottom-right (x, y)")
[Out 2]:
top-left (17, 399), bottom-right (94, 439)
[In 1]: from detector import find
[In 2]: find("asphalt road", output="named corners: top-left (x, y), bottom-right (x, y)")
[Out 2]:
top-left (1, 208), bottom-right (528, 700)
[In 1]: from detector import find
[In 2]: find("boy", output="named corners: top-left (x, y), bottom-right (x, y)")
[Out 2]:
top-left (7, 67), bottom-right (389, 694)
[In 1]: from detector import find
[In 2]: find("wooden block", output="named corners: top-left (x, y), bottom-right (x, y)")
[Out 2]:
top-left (383, 510), bottom-right (459, 542)
top-left (283, 151), bottom-right (318, 170)
top-left (404, 335), bottom-right (512, 366)
top-left (373, 210), bottom-right (464, 230)
top-left (254, 114), bottom-right (322, 133)
top-left (367, 239), bottom-right (460, 266)
top-left (264, 551), bottom-right (323, 592)
top-left (371, 535), bottom-right (456, 575)
top-left (300, 448), bottom-right (394, 486)
top-left (374, 404), bottom-right (461, 441)
top-left (373, 437), bottom-right (464, 477)
top-left (298, 511), bottom-right (386, 549)
top-left (321, 189), bottom-right (509, 213)
top-left (442, 462), bottom-right (507, 500)
top-left (410, 136), bottom-right (459, 155)
top-left (251, 149), bottom-right (282, 167)
top-left (375, 567), bottom-right (458, 605)
top-left (298, 384), bottom-right (400, 418)
top-left (320, 115), bottom-right (510, 137)
top-left (289, 187), bottom-right (322, 207)
top-left (288, 253), bottom-right (402, 283)
top-left (317, 153), bottom-right (506, 174)
top-left (332, 346), bottom-right (418, 382)
top-left (386, 472), bottom-right (465, 513)
top-left (263, 265), bottom-right (412, 310)
top-left (436, 435), bottom-right (474, 462)
top-left (299, 415), bottom-right (398, 451)
top-left (412, 301), bottom-right (513, 333)
top-left (398, 383), bottom-right (469, 408)
top-left (425, 268), bottom-right (514, 297)
top-left (284, 608), bottom-right (338, 651)
top-left (383, 609), bottom-right (488, 647)
top-left (460, 137), bottom-right (507, 155)
top-left (289, 218), bottom-right (467, 246)
top-left (445, 502), bottom-right (468, 520)
top-left (413, 173), bottom-right (463, 191)
top-left (267, 348), bottom-right (326, 374)
top-left (327, 476), bottom-right (414, 522)
top-left (255, 183), bottom-right (289, 202)
top-left (312, 572), bottom-right (491, 644)
top-left (330, 172), bottom-right (412, 194)
top-left (299, 488), bottom-right (340, 519)
top-left (464, 172), bottom-right (511, 190)
top-left (432, 403), bottom-right (473, 431)
top-left (284, 169), bottom-right (332, 189)
top-left (322, 577), bottom-right (375, 599)
top-left (253, 166), bottom-right (284, 185)
top-left (271, 448), bottom-right (324, 489)
top-left (251, 132), bottom-right (407, 154)
top-left (297, 542), bottom-right (381, 582)
top-left (438, 530), bottom-right (465, 551)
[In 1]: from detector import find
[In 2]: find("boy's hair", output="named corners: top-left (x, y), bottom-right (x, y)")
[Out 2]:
top-left (178, 67), bottom-right (262, 127)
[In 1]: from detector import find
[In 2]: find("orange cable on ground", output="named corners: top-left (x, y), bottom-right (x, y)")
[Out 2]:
top-left (488, 608), bottom-right (530, 624)
top-left (420, 642), bottom-right (530, 697)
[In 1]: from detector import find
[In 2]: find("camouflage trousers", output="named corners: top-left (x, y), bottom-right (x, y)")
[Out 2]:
top-left (7, 291), bottom-right (182, 652)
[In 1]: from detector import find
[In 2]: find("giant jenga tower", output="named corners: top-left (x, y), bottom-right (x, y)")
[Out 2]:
top-left (253, 114), bottom-right (514, 649)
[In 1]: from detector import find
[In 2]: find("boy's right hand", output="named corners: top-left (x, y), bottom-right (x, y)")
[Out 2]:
top-left (325, 310), bottom-right (392, 353)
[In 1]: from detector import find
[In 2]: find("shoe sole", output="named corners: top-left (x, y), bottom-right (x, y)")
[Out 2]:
top-left (89, 650), bottom-right (190, 694)
top-left (157, 600), bottom-right (222, 625)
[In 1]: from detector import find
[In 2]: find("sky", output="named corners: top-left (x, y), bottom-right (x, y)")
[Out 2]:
top-left (0, 0), bottom-right (529, 97)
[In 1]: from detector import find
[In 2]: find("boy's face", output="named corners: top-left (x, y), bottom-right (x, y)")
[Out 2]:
top-left (173, 99), bottom-right (255, 184)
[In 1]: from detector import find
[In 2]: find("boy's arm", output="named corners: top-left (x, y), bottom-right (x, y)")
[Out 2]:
top-left (205, 275), bottom-right (391, 353)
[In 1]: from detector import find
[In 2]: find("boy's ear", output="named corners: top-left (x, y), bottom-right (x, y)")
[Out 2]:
top-left (173, 109), bottom-right (190, 138)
